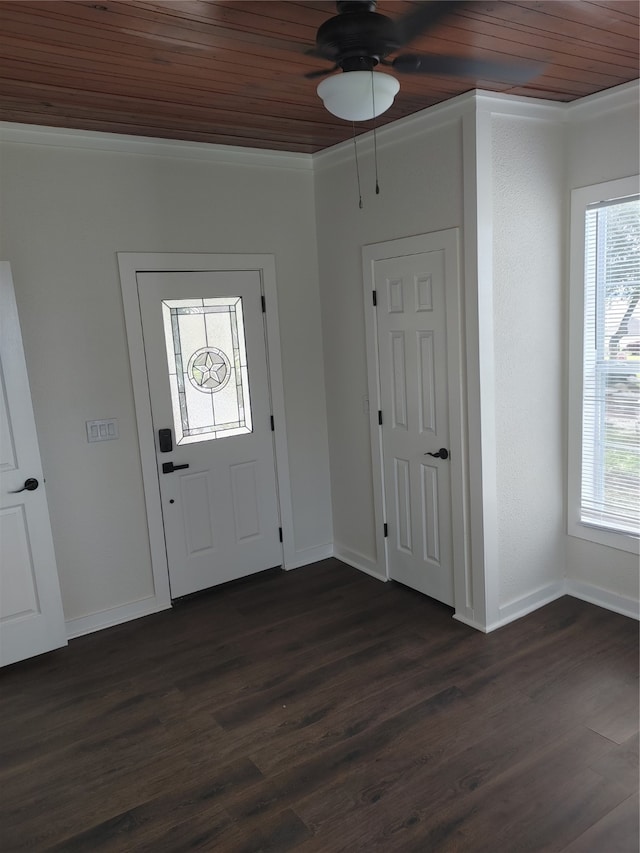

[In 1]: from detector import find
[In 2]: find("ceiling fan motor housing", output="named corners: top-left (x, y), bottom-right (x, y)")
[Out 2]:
top-left (315, 8), bottom-right (399, 69)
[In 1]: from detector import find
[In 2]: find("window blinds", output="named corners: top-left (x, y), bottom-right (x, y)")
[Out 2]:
top-left (581, 195), bottom-right (640, 536)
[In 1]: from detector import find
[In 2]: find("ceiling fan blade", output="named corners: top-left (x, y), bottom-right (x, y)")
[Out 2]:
top-left (392, 53), bottom-right (544, 84)
top-left (305, 65), bottom-right (339, 80)
top-left (393, 1), bottom-right (465, 49)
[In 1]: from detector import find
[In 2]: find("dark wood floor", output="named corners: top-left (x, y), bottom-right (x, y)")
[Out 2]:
top-left (0, 559), bottom-right (638, 852)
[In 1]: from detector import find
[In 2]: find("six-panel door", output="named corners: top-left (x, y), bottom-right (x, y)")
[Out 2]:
top-left (375, 251), bottom-right (454, 605)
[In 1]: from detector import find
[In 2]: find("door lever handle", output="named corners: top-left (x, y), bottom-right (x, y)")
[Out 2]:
top-left (162, 462), bottom-right (190, 474)
top-left (425, 448), bottom-right (449, 460)
top-left (9, 477), bottom-right (39, 493)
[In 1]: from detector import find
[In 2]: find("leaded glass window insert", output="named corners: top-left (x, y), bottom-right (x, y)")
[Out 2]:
top-left (161, 297), bottom-right (253, 444)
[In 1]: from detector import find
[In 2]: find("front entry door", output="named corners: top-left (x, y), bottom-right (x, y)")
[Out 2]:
top-left (374, 248), bottom-right (454, 605)
top-left (137, 270), bottom-right (282, 599)
top-left (0, 262), bottom-right (67, 665)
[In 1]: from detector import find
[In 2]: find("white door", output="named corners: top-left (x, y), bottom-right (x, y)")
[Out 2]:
top-left (0, 262), bottom-right (67, 666)
top-left (137, 270), bottom-right (282, 598)
top-left (375, 249), bottom-right (454, 605)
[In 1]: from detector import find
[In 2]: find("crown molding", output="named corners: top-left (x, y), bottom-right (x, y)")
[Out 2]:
top-left (474, 90), bottom-right (564, 121)
top-left (313, 88), bottom-right (565, 169)
top-left (1, 79), bottom-right (636, 169)
top-left (565, 79), bottom-right (639, 122)
top-left (313, 81), bottom-right (639, 168)
top-left (313, 89), bottom-right (475, 170)
top-left (0, 122), bottom-right (314, 172)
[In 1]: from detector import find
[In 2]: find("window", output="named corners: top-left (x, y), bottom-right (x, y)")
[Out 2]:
top-left (569, 176), bottom-right (640, 551)
top-left (161, 297), bottom-right (253, 444)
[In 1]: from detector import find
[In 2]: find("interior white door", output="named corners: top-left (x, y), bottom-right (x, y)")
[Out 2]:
top-left (137, 270), bottom-right (282, 598)
top-left (0, 262), bottom-right (67, 666)
top-left (375, 249), bottom-right (454, 605)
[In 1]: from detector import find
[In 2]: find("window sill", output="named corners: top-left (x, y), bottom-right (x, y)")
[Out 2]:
top-left (568, 519), bottom-right (640, 555)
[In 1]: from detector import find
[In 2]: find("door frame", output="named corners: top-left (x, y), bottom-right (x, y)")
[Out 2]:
top-left (118, 253), bottom-right (294, 606)
top-left (362, 230), bottom-right (472, 620)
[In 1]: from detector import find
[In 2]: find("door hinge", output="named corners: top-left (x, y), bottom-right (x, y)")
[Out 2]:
top-left (383, 523), bottom-right (388, 538)
top-left (378, 410), bottom-right (383, 426)
top-left (261, 294), bottom-right (266, 313)
top-left (279, 527), bottom-right (283, 542)
top-left (372, 290), bottom-right (377, 307)
top-left (270, 415), bottom-right (275, 431)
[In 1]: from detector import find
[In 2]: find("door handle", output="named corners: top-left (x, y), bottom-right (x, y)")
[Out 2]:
top-left (9, 477), bottom-right (39, 493)
top-left (162, 461), bottom-right (190, 474)
top-left (425, 448), bottom-right (449, 460)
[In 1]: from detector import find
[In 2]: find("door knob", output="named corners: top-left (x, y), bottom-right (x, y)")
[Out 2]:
top-left (10, 477), bottom-right (39, 493)
top-left (425, 448), bottom-right (449, 460)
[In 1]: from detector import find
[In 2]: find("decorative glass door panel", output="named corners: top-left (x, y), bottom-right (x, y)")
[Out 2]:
top-left (136, 268), bottom-right (282, 599)
top-left (161, 297), bottom-right (252, 444)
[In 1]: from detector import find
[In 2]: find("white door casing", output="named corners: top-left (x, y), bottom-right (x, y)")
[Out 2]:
top-left (137, 270), bottom-right (281, 597)
top-left (0, 262), bottom-right (67, 666)
top-left (363, 231), bottom-right (472, 616)
top-left (118, 253), bottom-right (294, 605)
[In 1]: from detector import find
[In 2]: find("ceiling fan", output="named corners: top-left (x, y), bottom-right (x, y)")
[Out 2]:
top-left (307, 0), bottom-right (544, 121)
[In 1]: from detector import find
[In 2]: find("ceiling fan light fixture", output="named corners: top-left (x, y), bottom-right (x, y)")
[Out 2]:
top-left (317, 71), bottom-right (399, 121)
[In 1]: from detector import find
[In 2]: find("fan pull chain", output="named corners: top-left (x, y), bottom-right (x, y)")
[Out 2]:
top-left (370, 71), bottom-right (380, 195)
top-left (373, 125), bottom-right (380, 195)
top-left (352, 122), bottom-right (363, 209)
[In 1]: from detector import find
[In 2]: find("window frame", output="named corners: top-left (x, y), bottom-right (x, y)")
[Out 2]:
top-left (568, 174), bottom-right (640, 554)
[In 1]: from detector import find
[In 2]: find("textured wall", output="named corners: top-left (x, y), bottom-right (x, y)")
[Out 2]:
top-left (491, 113), bottom-right (566, 608)
top-left (0, 136), bottom-right (332, 621)
top-left (314, 117), bottom-right (464, 568)
top-left (2, 84), bottom-right (635, 633)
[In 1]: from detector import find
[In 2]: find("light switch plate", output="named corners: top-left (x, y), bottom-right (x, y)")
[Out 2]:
top-left (86, 418), bottom-right (119, 442)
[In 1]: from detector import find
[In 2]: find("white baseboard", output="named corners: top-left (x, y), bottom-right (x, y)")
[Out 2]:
top-left (452, 612), bottom-right (489, 633)
top-left (333, 542), bottom-right (387, 582)
top-left (566, 580), bottom-right (640, 621)
top-left (283, 542), bottom-right (334, 571)
top-left (486, 581), bottom-right (567, 633)
top-left (63, 568), bottom-right (639, 644)
top-left (481, 578), bottom-right (639, 633)
top-left (65, 595), bottom-right (170, 640)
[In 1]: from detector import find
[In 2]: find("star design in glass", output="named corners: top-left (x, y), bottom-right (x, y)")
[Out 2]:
top-left (191, 350), bottom-right (227, 389)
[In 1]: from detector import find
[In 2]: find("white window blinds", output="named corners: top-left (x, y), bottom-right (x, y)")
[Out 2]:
top-left (581, 194), bottom-right (640, 536)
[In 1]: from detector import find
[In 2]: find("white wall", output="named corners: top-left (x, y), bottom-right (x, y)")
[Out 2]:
top-left (1, 80), bottom-right (637, 637)
top-left (0, 130), bottom-right (333, 625)
top-left (491, 110), bottom-right (566, 612)
top-left (564, 84), bottom-right (640, 607)
top-left (315, 84), bottom-right (639, 629)
top-left (314, 94), bottom-right (570, 627)
top-left (314, 110), bottom-right (464, 574)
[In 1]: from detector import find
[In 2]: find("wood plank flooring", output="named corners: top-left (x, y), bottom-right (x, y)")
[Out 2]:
top-left (0, 559), bottom-right (638, 852)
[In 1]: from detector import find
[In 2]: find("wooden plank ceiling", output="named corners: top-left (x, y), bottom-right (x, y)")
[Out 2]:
top-left (0, 1), bottom-right (637, 153)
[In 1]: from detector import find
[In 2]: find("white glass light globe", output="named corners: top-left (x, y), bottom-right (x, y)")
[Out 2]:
top-left (317, 71), bottom-right (400, 122)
